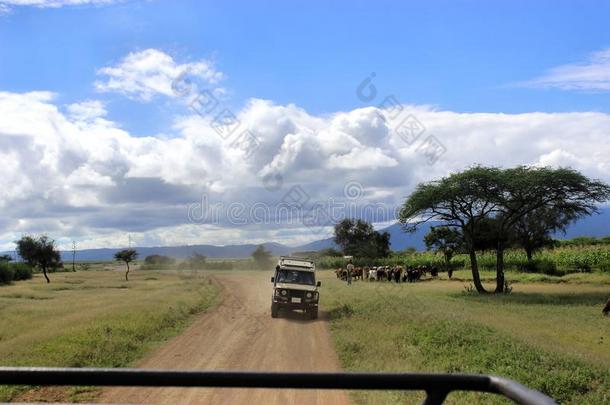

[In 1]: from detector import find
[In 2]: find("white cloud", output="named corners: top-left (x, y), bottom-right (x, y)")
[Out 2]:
top-left (67, 100), bottom-right (106, 121)
top-left (1, 90), bottom-right (610, 250)
top-left (326, 147), bottom-right (397, 170)
top-left (0, 0), bottom-right (121, 12)
top-left (523, 47), bottom-right (610, 91)
top-left (95, 49), bottom-right (224, 101)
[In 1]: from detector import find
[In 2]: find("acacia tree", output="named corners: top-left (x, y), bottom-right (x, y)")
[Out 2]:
top-left (400, 166), bottom-right (610, 294)
top-left (490, 166), bottom-right (610, 292)
top-left (15, 235), bottom-right (62, 283)
top-left (399, 166), bottom-right (502, 293)
top-left (424, 226), bottom-right (463, 278)
top-left (114, 249), bottom-right (138, 281)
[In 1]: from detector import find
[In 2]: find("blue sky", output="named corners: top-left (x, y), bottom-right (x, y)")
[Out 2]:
top-left (1, 0), bottom-right (609, 249)
top-left (2, 1), bottom-right (610, 135)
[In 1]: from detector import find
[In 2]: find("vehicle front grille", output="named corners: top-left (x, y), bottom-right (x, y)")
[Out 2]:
top-left (287, 289), bottom-right (305, 298)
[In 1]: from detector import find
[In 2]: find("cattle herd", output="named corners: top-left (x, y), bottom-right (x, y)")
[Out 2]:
top-left (335, 265), bottom-right (440, 283)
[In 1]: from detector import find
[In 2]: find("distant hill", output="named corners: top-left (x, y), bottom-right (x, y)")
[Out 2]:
top-left (53, 242), bottom-right (294, 262)
top-left (4, 208), bottom-right (608, 261)
top-left (557, 208), bottom-right (610, 239)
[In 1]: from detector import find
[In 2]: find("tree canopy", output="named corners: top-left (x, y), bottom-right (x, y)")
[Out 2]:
top-left (15, 235), bottom-right (62, 283)
top-left (333, 218), bottom-right (391, 259)
top-left (114, 249), bottom-right (138, 281)
top-left (399, 165), bottom-right (610, 293)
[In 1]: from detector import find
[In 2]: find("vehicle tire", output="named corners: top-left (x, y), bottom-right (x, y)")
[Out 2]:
top-left (309, 307), bottom-right (318, 320)
top-left (271, 303), bottom-right (279, 318)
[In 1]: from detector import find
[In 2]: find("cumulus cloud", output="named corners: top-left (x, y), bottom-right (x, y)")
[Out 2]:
top-left (1, 89), bottom-right (610, 250)
top-left (95, 49), bottom-right (224, 101)
top-left (523, 47), bottom-right (610, 91)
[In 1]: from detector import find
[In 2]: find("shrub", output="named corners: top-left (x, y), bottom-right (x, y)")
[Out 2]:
top-left (599, 260), bottom-right (610, 273)
top-left (518, 259), bottom-right (559, 275)
top-left (11, 263), bottom-right (33, 281)
top-left (144, 255), bottom-right (175, 266)
top-left (0, 263), bottom-right (15, 285)
top-left (141, 254), bottom-right (176, 270)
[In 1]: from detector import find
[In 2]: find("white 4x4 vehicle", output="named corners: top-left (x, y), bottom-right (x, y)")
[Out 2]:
top-left (270, 256), bottom-right (321, 319)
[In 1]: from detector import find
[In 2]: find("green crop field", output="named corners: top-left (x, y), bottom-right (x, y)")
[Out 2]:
top-left (317, 244), bottom-right (610, 276)
top-left (0, 269), bottom-right (219, 402)
top-left (321, 271), bottom-right (610, 404)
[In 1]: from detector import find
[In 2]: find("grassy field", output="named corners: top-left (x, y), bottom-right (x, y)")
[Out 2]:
top-left (320, 271), bottom-right (610, 404)
top-left (0, 267), bottom-right (219, 402)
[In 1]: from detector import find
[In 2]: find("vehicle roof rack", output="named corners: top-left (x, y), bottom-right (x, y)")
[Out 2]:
top-left (278, 256), bottom-right (315, 270)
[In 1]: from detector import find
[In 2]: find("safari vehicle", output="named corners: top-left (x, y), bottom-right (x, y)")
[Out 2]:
top-left (270, 256), bottom-right (321, 319)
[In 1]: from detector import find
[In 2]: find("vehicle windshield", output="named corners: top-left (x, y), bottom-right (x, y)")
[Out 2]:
top-left (276, 270), bottom-right (315, 286)
top-left (3, 2), bottom-right (609, 404)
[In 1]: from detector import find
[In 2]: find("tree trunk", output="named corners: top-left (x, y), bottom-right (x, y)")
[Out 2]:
top-left (526, 247), bottom-right (533, 262)
top-left (469, 249), bottom-right (486, 293)
top-left (125, 262), bottom-right (130, 281)
top-left (42, 266), bottom-right (50, 283)
top-left (444, 254), bottom-right (452, 278)
top-left (495, 242), bottom-right (505, 293)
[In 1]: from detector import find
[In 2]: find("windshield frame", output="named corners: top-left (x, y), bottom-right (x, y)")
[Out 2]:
top-left (275, 269), bottom-right (316, 286)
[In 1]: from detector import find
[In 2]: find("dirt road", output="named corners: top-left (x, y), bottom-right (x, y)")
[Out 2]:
top-left (99, 272), bottom-right (351, 405)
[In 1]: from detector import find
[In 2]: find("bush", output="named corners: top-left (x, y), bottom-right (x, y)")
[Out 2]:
top-left (518, 259), bottom-right (560, 275)
top-left (0, 263), bottom-right (15, 285)
top-left (141, 254), bottom-right (176, 270)
top-left (11, 263), bottom-right (33, 281)
top-left (144, 255), bottom-right (175, 266)
top-left (599, 260), bottom-right (610, 273)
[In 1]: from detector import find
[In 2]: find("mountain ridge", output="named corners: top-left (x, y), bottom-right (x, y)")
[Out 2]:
top-left (3, 208), bottom-right (608, 261)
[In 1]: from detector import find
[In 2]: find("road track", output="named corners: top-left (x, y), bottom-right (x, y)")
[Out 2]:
top-left (99, 271), bottom-right (350, 405)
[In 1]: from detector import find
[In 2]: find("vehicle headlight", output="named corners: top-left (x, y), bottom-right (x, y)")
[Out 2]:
top-left (306, 292), bottom-right (313, 299)
top-left (280, 289), bottom-right (287, 296)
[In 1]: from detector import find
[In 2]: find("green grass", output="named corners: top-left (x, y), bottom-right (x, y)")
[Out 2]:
top-left (447, 268), bottom-right (610, 285)
top-left (0, 269), bottom-right (219, 402)
top-left (320, 271), bottom-right (610, 404)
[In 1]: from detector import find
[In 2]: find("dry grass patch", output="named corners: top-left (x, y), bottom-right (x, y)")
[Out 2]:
top-left (0, 269), bottom-right (219, 402)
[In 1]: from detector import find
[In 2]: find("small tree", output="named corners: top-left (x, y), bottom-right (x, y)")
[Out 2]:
top-left (512, 207), bottom-right (574, 262)
top-left (114, 249), bottom-right (138, 281)
top-left (0, 254), bottom-right (12, 262)
top-left (424, 227), bottom-right (463, 278)
top-left (15, 235), bottom-right (62, 283)
top-left (251, 245), bottom-right (273, 269)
